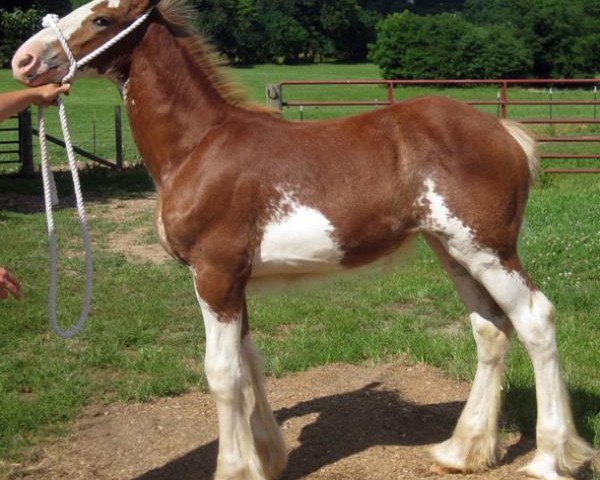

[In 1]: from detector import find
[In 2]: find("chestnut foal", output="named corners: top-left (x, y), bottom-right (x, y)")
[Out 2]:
top-left (13, 0), bottom-right (594, 478)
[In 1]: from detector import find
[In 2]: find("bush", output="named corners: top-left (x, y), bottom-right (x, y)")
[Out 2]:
top-left (368, 11), bottom-right (533, 79)
top-left (456, 26), bottom-right (532, 78)
top-left (0, 8), bottom-right (42, 68)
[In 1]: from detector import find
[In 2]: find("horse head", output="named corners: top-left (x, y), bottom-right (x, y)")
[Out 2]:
top-left (12, 0), bottom-right (158, 86)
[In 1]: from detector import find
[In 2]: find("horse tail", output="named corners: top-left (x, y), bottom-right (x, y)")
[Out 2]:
top-left (501, 119), bottom-right (540, 183)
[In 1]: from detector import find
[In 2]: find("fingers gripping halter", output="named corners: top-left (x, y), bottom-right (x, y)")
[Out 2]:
top-left (37, 8), bottom-right (153, 338)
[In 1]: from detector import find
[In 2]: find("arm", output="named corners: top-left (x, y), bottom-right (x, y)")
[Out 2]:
top-left (0, 84), bottom-right (70, 122)
top-left (0, 267), bottom-right (21, 301)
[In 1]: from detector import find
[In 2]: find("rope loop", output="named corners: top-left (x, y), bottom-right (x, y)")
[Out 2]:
top-left (39, 103), bottom-right (93, 339)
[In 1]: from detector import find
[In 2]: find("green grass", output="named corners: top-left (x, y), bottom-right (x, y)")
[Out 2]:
top-left (0, 64), bottom-right (599, 472)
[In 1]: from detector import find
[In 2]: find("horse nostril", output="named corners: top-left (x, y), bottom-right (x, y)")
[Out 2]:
top-left (17, 54), bottom-right (36, 70)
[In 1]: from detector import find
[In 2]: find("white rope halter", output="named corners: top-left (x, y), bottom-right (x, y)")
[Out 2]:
top-left (37, 9), bottom-right (153, 339)
top-left (42, 9), bottom-right (154, 84)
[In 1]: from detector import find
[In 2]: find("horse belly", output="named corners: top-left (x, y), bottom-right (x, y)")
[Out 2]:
top-left (252, 205), bottom-right (344, 278)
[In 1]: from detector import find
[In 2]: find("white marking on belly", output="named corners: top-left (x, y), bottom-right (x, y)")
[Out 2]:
top-left (252, 195), bottom-right (343, 277)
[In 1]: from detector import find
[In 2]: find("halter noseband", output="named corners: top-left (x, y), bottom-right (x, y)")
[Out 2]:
top-left (42, 7), bottom-right (154, 84)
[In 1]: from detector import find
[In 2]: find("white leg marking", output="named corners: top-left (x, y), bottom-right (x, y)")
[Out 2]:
top-left (428, 240), bottom-right (510, 471)
top-left (193, 277), bottom-right (286, 480)
top-left (463, 268), bottom-right (593, 479)
top-left (420, 180), bottom-right (594, 479)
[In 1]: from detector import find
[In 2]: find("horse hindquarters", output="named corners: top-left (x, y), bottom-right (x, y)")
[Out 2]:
top-left (193, 266), bottom-right (287, 480)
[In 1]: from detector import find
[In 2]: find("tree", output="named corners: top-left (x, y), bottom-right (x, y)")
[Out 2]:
top-left (369, 12), bottom-right (472, 79)
top-left (0, 8), bottom-right (42, 68)
top-left (193, 0), bottom-right (375, 64)
top-left (320, 0), bottom-right (377, 61)
top-left (571, 34), bottom-right (600, 77)
top-left (0, 0), bottom-right (72, 68)
top-left (526, 0), bottom-right (588, 77)
top-left (0, 0), bottom-right (71, 15)
top-left (463, 0), bottom-right (531, 29)
top-left (193, 0), bottom-right (241, 61)
top-left (369, 11), bottom-right (533, 79)
top-left (457, 26), bottom-right (532, 78)
top-left (359, 0), bottom-right (465, 15)
top-left (263, 11), bottom-right (308, 63)
top-left (464, 0), bottom-right (599, 78)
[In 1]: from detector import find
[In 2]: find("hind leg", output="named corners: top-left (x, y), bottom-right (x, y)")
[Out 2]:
top-left (420, 177), bottom-right (594, 479)
top-left (426, 235), bottom-right (512, 473)
top-left (469, 260), bottom-right (593, 479)
top-left (429, 239), bottom-right (593, 479)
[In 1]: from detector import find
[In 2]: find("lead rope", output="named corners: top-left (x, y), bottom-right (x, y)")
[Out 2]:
top-left (38, 101), bottom-right (92, 339)
top-left (38, 9), bottom-right (153, 338)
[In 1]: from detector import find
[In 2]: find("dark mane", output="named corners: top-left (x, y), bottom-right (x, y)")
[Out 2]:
top-left (157, 0), bottom-right (276, 114)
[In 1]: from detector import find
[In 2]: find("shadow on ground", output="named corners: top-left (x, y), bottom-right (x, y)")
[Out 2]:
top-left (0, 165), bottom-right (154, 214)
top-left (133, 382), bottom-right (535, 480)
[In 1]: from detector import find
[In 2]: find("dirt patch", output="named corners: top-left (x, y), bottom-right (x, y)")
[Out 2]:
top-left (93, 197), bottom-right (156, 223)
top-left (93, 195), bottom-right (171, 265)
top-left (106, 226), bottom-right (171, 265)
top-left (8, 357), bottom-right (593, 480)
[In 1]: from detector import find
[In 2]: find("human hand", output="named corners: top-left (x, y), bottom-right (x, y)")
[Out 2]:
top-left (33, 83), bottom-right (70, 106)
top-left (0, 267), bottom-right (21, 300)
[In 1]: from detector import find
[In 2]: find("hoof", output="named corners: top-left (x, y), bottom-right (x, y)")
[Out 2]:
top-left (429, 463), bottom-right (469, 475)
top-left (518, 460), bottom-right (573, 480)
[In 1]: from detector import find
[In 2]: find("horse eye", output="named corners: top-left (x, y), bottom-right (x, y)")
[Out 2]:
top-left (93, 17), bottom-right (111, 27)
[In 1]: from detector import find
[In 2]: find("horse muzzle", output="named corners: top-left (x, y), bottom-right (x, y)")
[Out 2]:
top-left (12, 39), bottom-right (69, 86)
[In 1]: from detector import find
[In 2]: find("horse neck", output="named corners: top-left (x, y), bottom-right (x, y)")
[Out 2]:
top-left (125, 21), bottom-right (231, 188)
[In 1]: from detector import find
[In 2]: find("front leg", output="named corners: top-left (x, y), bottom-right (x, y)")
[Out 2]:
top-left (193, 264), bottom-right (287, 480)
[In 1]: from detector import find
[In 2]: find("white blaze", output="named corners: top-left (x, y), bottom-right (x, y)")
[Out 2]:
top-left (25, 0), bottom-right (115, 46)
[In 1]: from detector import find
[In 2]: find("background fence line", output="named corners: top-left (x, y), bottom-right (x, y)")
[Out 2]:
top-left (267, 78), bottom-right (600, 174)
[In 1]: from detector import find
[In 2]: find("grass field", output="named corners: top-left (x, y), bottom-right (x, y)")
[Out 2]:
top-left (0, 64), bottom-right (599, 473)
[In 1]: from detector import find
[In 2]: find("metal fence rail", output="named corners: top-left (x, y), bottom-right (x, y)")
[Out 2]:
top-left (267, 78), bottom-right (600, 174)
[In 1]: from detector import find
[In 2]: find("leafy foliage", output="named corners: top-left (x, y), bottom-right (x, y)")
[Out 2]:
top-left (2, 0), bottom-right (598, 74)
top-left (370, 0), bottom-right (599, 79)
top-left (193, 0), bottom-right (376, 64)
top-left (0, 8), bottom-right (42, 68)
top-left (463, 0), bottom-right (599, 77)
top-left (0, 0), bottom-right (71, 68)
top-left (369, 12), bottom-right (532, 79)
top-left (0, 0), bottom-right (71, 15)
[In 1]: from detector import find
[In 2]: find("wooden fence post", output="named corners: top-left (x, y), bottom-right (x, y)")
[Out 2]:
top-left (266, 84), bottom-right (283, 110)
top-left (19, 108), bottom-right (34, 176)
top-left (115, 105), bottom-right (123, 169)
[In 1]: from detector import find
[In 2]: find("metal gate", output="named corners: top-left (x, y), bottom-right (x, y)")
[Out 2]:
top-left (0, 107), bottom-right (126, 175)
top-left (266, 78), bottom-right (600, 174)
top-left (0, 109), bottom-right (34, 175)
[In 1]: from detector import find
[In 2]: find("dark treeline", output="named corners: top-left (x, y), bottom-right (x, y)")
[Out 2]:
top-left (191, 0), bottom-right (469, 64)
top-left (370, 0), bottom-right (599, 79)
top-left (1, 0), bottom-right (598, 78)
